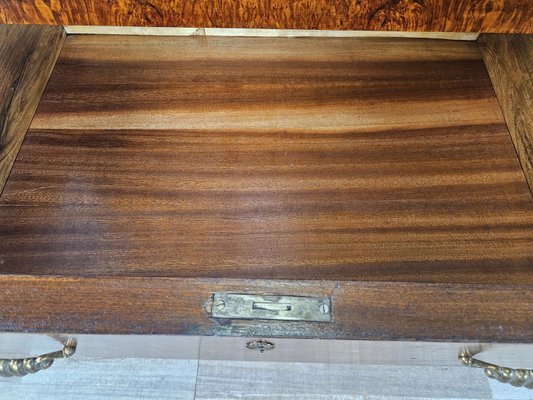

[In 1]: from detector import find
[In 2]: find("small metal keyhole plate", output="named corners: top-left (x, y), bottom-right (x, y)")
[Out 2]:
top-left (246, 339), bottom-right (275, 353)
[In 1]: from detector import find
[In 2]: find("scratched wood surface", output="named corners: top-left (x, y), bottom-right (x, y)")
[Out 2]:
top-left (0, 35), bottom-right (532, 284)
top-left (0, 0), bottom-right (532, 33)
top-left (0, 25), bottom-right (65, 194)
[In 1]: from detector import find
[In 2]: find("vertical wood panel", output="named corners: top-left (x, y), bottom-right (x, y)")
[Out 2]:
top-left (0, 25), bottom-right (65, 194)
top-left (478, 34), bottom-right (533, 194)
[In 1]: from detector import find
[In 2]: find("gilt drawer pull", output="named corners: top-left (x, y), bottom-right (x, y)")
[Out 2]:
top-left (459, 349), bottom-right (533, 388)
top-left (0, 339), bottom-right (76, 377)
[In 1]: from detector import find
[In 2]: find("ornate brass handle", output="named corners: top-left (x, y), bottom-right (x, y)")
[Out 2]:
top-left (0, 339), bottom-right (76, 377)
top-left (459, 349), bottom-right (533, 388)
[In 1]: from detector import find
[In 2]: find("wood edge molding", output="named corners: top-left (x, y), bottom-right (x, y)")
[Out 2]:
top-left (0, 276), bottom-right (531, 342)
top-left (478, 34), bottom-right (533, 195)
top-left (0, 25), bottom-right (66, 194)
top-left (63, 26), bottom-right (480, 41)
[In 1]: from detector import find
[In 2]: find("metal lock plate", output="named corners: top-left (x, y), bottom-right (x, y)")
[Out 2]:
top-left (211, 293), bottom-right (332, 322)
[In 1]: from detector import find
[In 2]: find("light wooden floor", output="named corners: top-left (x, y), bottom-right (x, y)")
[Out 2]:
top-left (2, 358), bottom-right (532, 399)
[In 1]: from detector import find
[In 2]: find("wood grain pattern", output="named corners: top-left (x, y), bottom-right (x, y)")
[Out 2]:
top-left (0, 25), bottom-right (65, 194)
top-left (0, 0), bottom-right (532, 33)
top-left (0, 276), bottom-right (532, 341)
top-left (1, 36), bottom-right (532, 284)
top-left (444, 1), bottom-right (533, 33)
top-left (478, 34), bottom-right (533, 195)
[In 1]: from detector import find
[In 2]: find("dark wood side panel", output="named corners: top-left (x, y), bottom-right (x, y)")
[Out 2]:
top-left (0, 24), bottom-right (65, 194)
top-left (0, 276), bottom-right (531, 341)
top-left (478, 34), bottom-right (533, 195)
top-left (0, 0), bottom-right (531, 33)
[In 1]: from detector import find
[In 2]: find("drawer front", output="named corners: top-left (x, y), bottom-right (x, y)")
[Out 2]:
top-left (1, 333), bottom-right (532, 367)
top-left (1, 334), bottom-right (532, 399)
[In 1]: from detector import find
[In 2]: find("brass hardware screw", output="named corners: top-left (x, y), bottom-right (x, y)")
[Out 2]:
top-left (214, 299), bottom-right (226, 310)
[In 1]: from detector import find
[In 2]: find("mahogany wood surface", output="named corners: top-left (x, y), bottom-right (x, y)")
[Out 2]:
top-left (0, 276), bottom-right (532, 341)
top-left (0, 24), bottom-right (65, 194)
top-left (478, 34), bottom-right (533, 195)
top-left (0, 0), bottom-right (532, 33)
top-left (1, 35), bottom-right (532, 284)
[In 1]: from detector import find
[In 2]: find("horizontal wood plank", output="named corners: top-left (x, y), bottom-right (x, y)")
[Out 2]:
top-left (0, 0), bottom-right (531, 33)
top-left (0, 277), bottom-right (532, 341)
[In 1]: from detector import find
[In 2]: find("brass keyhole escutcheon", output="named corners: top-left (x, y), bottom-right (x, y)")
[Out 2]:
top-left (246, 339), bottom-right (275, 353)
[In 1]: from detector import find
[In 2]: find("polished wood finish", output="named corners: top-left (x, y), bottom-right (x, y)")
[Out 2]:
top-left (0, 35), bottom-right (532, 341)
top-left (0, 0), bottom-right (532, 33)
top-left (0, 24), bottom-right (65, 194)
top-left (478, 34), bottom-right (533, 195)
top-left (0, 276), bottom-right (532, 341)
top-left (1, 36), bottom-right (532, 284)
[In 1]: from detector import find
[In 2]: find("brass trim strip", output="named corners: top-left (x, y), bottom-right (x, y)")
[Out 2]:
top-left (63, 26), bottom-right (480, 40)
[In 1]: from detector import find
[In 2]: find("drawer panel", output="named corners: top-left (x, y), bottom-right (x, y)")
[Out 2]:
top-left (1, 333), bottom-right (532, 367)
top-left (1, 334), bottom-right (531, 397)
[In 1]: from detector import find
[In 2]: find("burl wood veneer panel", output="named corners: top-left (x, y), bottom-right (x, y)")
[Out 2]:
top-left (0, 0), bottom-right (531, 33)
top-left (0, 24), bottom-right (65, 193)
top-left (0, 36), bottom-right (532, 283)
